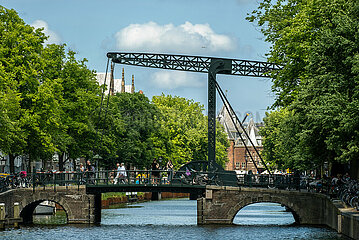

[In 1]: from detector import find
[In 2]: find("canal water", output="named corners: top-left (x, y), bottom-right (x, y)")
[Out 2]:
top-left (0, 199), bottom-right (347, 240)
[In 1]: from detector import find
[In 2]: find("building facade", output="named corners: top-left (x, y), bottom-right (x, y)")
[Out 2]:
top-left (96, 68), bottom-right (135, 95)
top-left (217, 105), bottom-right (265, 173)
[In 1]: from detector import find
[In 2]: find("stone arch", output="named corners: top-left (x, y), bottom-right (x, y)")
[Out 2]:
top-left (0, 187), bottom-right (96, 224)
top-left (20, 198), bottom-right (68, 224)
top-left (228, 194), bottom-right (302, 224)
top-left (228, 197), bottom-right (301, 224)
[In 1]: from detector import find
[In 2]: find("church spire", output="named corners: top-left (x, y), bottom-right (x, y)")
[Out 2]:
top-left (131, 75), bottom-right (135, 93)
top-left (110, 62), bottom-right (115, 95)
top-left (121, 68), bottom-right (125, 93)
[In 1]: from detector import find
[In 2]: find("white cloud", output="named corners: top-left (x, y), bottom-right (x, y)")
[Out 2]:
top-left (114, 21), bottom-right (236, 54)
top-left (31, 20), bottom-right (61, 44)
top-left (151, 71), bottom-right (204, 89)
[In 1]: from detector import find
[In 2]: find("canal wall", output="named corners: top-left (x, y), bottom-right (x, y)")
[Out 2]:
top-left (328, 199), bottom-right (359, 240)
top-left (102, 192), bottom-right (189, 209)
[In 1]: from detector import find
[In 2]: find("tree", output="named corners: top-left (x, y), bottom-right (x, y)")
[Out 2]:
top-left (249, 0), bottom-right (359, 174)
top-left (0, 6), bottom-right (48, 172)
top-left (152, 94), bottom-right (229, 169)
top-left (97, 92), bottom-right (158, 169)
top-left (58, 51), bottom-right (101, 170)
top-left (41, 45), bottom-right (102, 171)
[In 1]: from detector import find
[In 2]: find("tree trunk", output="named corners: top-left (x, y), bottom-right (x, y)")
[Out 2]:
top-left (59, 152), bottom-right (65, 171)
top-left (350, 159), bottom-right (359, 181)
top-left (73, 158), bottom-right (77, 171)
top-left (9, 154), bottom-right (15, 174)
top-left (27, 155), bottom-right (32, 173)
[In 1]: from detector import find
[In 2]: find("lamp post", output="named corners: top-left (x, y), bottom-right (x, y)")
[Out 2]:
top-left (93, 154), bottom-right (102, 171)
top-left (244, 153), bottom-right (248, 173)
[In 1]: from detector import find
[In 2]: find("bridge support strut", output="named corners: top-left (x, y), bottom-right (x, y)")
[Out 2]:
top-left (207, 59), bottom-right (232, 171)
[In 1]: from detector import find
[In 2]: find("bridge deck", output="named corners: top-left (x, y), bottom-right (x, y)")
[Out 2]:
top-left (86, 183), bottom-right (205, 194)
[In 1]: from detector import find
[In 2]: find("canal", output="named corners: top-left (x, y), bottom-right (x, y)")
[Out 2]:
top-left (0, 199), bottom-right (347, 239)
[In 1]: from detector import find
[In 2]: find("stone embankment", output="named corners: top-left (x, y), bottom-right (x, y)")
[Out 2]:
top-left (102, 192), bottom-right (189, 209)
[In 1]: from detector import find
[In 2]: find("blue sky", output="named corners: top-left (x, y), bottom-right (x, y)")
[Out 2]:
top-left (1, 0), bottom-right (274, 122)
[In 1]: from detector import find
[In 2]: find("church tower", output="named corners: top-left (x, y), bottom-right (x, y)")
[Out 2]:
top-left (121, 68), bottom-right (125, 93)
top-left (131, 75), bottom-right (135, 93)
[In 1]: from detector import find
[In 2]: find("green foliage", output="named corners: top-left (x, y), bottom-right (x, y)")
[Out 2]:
top-left (152, 94), bottom-right (229, 169)
top-left (251, 0), bottom-right (359, 171)
top-left (98, 93), bottom-right (158, 169)
top-left (0, 6), bottom-right (51, 170)
top-left (0, 6), bottom-right (101, 171)
top-left (59, 50), bottom-right (100, 162)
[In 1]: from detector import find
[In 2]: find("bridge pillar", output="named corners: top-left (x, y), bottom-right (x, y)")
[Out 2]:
top-left (197, 186), bottom-right (240, 225)
top-left (151, 192), bottom-right (162, 201)
top-left (93, 193), bottom-right (102, 223)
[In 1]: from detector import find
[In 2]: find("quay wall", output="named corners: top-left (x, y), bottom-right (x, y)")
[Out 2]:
top-left (102, 192), bottom-right (189, 208)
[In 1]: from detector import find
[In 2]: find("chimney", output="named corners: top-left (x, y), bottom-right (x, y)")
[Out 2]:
top-left (131, 75), bottom-right (135, 93)
top-left (121, 68), bottom-right (125, 93)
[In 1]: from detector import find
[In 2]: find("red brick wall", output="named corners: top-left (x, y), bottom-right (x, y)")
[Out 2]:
top-left (226, 142), bottom-right (263, 173)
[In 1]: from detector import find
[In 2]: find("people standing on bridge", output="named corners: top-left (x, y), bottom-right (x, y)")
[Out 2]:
top-left (166, 159), bottom-right (173, 183)
top-left (79, 163), bottom-right (85, 183)
top-left (119, 163), bottom-right (127, 183)
top-left (79, 163), bottom-right (85, 172)
top-left (151, 158), bottom-right (160, 184)
top-left (86, 160), bottom-right (95, 184)
top-left (114, 163), bottom-right (121, 184)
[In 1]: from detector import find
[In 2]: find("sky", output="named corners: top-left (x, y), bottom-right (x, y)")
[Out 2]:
top-left (1, 0), bottom-right (274, 122)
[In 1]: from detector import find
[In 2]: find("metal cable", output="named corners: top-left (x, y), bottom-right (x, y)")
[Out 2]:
top-left (216, 81), bottom-right (272, 175)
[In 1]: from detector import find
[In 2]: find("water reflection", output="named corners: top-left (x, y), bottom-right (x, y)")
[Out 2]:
top-left (233, 202), bottom-right (295, 225)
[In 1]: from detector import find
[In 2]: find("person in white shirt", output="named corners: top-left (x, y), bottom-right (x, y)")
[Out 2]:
top-left (114, 163), bottom-right (121, 184)
top-left (119, 163), bottom-right (127, 183)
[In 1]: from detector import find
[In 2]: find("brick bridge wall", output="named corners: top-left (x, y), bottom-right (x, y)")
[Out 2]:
top-left (0, 186), bottom-right (100, 224)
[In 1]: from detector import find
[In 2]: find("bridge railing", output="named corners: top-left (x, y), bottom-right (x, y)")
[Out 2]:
top-left (83, 169), bottom-right (235, 187)
top-left (0, 170), bottom-right (305, 192)
top-left (236, 174), bottom-right (301, 190)
top-left (28, 169), bottom-right (238, 190)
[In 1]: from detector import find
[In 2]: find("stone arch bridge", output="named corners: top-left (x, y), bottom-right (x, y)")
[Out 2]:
top-left (0, 185), bottom-right (342, 228)
top-left (198, 186), bottom-right (340, 227)
top-left (0, 186), bottom-right (101, 224)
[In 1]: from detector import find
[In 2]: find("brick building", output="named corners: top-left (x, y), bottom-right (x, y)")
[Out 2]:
top-left (217, 105), bottom-right (265, 173)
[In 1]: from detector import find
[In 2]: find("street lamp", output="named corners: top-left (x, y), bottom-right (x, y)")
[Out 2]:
top-left (93, 154), bottom-right (102, 170)
top-left (244, 153), bottom-right (248, 173)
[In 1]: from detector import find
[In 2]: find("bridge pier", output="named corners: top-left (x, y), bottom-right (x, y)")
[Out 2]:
top-left (151, 192), bottom-right (162, 201)
top-left (93, 193), bottom-right (102, 223)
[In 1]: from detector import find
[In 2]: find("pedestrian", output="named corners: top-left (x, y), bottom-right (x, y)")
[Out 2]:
top-left (79, 163), bottom-right (85, 172)
top-left (86, 160), bottom-right (94, 183)
top-left (119, 163), bottom-right (127, 183)
top-left (151, 158), bottom-right (160, 184)
top-left (109, 168), bottom-right (115, 184)
top-left (166, 159), bottom-right (174, 182)
top-left (114, 163), bottom-right (120, 184)
top-left (86, 160), bottom-right (92, 172)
